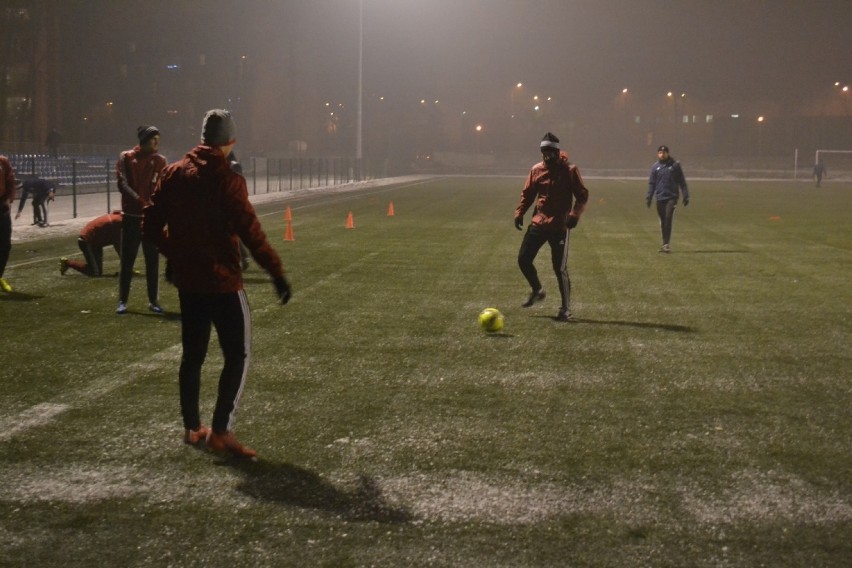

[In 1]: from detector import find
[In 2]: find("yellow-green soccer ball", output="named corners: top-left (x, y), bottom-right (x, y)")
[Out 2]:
top-left (478, 308), bottom-right (504, 333)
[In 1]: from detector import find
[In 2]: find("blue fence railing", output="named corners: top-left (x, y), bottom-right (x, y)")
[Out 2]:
top-left (8, 154), bottom-right (111, 187)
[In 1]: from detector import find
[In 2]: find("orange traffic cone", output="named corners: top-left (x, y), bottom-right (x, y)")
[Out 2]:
top-left (284, 220), bottom-right (294, 241)
top-left (387, 201), bottom-right (395, 217)
top-left (345, 211), bottom-right (355, 229)
top-left (285, 206), bottom-right (292, 221)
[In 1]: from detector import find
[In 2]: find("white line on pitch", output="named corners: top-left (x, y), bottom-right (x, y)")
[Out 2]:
top-left (0, 344), bottom-right (182, 443)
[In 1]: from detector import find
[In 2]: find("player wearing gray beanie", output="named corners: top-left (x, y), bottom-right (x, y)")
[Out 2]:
top-left (142, 107), bottom-right (291, 459)
top-left (201, 109), bottom-right (236, 146)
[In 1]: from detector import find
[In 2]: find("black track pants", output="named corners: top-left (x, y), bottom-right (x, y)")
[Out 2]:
top-left (656, 198), bottom-right (677, 245)
top-left (118, 215), bottom-right (159, 304)
top-left (517, 224), bottom-right (571, 311)
top-left (178, 289), bottom-right (252, 433)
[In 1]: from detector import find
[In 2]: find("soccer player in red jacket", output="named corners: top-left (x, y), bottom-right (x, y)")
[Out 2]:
top-left (143, 109), bottom-right (291, 459)
top-left (60, 211), bottom-right (123, 277)
top-left (116, 125), bottom-right (167, 314)
top-left (514, 132), bottom-right (589, 322)
top-left (0, 154), bottom-right (16, 293)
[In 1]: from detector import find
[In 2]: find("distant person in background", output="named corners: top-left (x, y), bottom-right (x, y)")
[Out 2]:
top-left (0, 154), bottom-right (16, 293)
top-left (514, 132), bottom-right (589, 322)
top-left (115, 125), bottom-right (167, 314)
top-left (15, 175), bottom-right (56, 227)
top-left (60, 211), bottom-right (123, 277)
top-left (813, 160), bottom-right (827, 187)
top-left (646, 145), bottom-right (689, 254)
top-left (227, 150), bottom-right (251, 271)
top-left (45, 128), bottom-right (62, 158)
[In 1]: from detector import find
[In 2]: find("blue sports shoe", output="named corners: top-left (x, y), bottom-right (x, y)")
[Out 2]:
top-left (148, 303), bottom-right (164, 314)
top-left (116, 302), bottom-right (128, 314)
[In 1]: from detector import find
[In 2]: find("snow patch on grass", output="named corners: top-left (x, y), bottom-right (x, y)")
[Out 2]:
top-left (680, 469), bottom-right (852, 524)
top-left (1, 465), bottom-right (145, 503)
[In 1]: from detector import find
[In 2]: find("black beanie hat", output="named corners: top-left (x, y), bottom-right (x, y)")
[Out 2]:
top-left (137, 125), bottom-right (159, 145)
top-left (540, 132), bottom-right (560, 150)
top-left (201, 109), bottom-right (236, 146)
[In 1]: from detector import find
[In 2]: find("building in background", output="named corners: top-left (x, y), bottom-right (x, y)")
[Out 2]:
top-left (0, 2), bottom-right (849, 175)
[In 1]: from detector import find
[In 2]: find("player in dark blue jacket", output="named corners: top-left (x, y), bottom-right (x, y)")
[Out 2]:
top-left (646, 145), bottom-right (689, 253)
top-left (15, 175), bottom-right (56, 227)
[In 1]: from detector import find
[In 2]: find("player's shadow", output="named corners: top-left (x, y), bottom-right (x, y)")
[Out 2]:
top-left (535, 314), bottom-right (697, 333)
top-left (483, 332), bottom-right (515, 339)
top-left (0, 291), bottom-right (43, 302)
top-left (225, 459), bottom-right (413, 524)
top-left (677, 249), bottom-right (750, 254)
top-left (242, 276), bottom-right (274, 285)
top-left (124, 310), bottom-right (182, 322)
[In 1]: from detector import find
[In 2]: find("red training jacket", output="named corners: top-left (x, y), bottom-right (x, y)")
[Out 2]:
top-left (142, 145), bottom-right (285, 294)
top-left (514, 151), bottom-right (589, 231)
top-left (80, 211), bottom-right (123, 249)
top-left (0, 156), bottom-right (16, 212)
top-left (116, 146), bottom-right (167, 216)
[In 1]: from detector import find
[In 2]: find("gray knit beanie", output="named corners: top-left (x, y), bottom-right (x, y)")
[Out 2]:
top-left (201, 109), bottom-right (236, 146)
top-left (137, 125), bottom-right (159, 145)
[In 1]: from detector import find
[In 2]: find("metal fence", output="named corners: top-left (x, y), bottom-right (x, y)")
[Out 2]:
top-left (5, 153), bottom-right (381, 220)
top-left (244, 157), bottom-right (364, 194)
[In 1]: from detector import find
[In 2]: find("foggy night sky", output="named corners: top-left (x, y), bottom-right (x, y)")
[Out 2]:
top-left (55, 0), bottom-right (851, 148)
top-left (63, 1), bottom-right (850, 95)
top-left (260, 0), bottom-right (849, 107)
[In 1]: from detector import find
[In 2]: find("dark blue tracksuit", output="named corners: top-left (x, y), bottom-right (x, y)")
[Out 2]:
top-left (647, 158), bottom-right (689, 246)
top-left (17, 178), bottom-right (55, 226)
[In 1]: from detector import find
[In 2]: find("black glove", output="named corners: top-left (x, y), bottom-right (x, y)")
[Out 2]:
top-left (514, 217), bottom-right (524, 231)
top-left (566, 216), bottom-right (579, 229)
top-left (273, 276), bottom-right (291, 305)
top-left (646, 197), bottom-right (652, 208)
top-left (683, 198), bottom-right (689, 207)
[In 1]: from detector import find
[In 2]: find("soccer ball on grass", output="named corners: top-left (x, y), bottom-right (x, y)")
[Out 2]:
top-left (478, 307), bottom-right (504, 333)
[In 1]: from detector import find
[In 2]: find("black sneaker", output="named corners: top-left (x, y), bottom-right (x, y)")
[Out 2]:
top-left (522, 289), bottom-right (546, 308)
top-left (556, 308), bottom-right (574, 322)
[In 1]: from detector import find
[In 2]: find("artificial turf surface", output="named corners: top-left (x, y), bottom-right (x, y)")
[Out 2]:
top-left (1, 176), bottom-right (850, 567)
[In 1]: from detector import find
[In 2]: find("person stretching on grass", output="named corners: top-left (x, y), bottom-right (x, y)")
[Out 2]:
top-left (514, 132), bottom-right (589, 322)
top-left (15, 175), bottom-right (55, 227)
top-left (143, 109), bottom-right (291, 459)
top-left (60, 211), bottom-right (123, 277)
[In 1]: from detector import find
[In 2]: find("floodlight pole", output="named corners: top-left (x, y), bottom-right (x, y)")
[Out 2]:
top-left (356, 0), bottom-right (363, 180)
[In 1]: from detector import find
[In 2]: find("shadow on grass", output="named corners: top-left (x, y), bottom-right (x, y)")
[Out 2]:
top-left (534, 314), bottom-right (697, 333)
top-left (121, 310), bottom-right (182, 322)
top-left (678, 250), bottom-right (750, 254)
top-left (0, 291), bottom-right (44, 302)
top-left (242, 276), bottom-right (274, 285)
top-left (225, 459), bottom-right (414, 524)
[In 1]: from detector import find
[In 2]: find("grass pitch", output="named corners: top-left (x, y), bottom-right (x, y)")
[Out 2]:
top-left (1, 177), bottom-right (850, 567)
